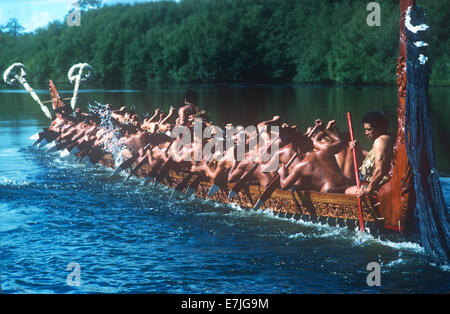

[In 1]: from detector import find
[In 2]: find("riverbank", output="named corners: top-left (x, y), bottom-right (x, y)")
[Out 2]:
top-left (1, 0), bottom-right (448, 86)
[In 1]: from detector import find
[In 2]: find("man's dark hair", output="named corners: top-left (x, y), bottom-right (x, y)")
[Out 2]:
top-left (298, 134), bottom-right (314, 153)
top-left (361, 111), bottom-right (389, 131)
top-left (119, 123), bottom-right (138, 136)
top-left (128, 106), bottom-right (136, 116)
top-left (184, 90), bottom-right (199, 105)
top-left (55, 104), bottom-right (73, 115)
top-left (83, 114), bottom-right (101, 125)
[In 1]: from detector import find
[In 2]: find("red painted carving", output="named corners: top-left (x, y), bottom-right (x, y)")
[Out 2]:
top-left (377, 0), bottom-right (415, 232)
top-left (49, 80), bottom-right (66, 110)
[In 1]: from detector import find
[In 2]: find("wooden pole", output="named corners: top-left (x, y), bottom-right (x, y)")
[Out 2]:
top-left (347, 112), bottom-right (365, 232)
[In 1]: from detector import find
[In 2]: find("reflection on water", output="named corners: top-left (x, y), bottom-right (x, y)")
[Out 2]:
top-left (0, 83), bottom-right (449, 172)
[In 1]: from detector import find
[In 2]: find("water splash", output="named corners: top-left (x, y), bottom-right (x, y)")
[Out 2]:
top-left (221, 201), bottom-right (426, 255)
top-left (0, 176), bottom-right (30, 187)
top-left (351, 227), bottom-right (425, 254)
top-left (88, 102), bottom-right (124, 166)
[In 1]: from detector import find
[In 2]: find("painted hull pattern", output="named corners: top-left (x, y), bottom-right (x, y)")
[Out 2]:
top-left (93, 153), bottom-right (385, 234)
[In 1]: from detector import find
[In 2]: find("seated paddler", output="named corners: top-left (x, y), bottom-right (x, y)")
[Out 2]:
top-left (278, 120), bottom-right (351, 193)
top-left (345, 111), bottom-right (394, 198)
top-left (178, 90), bottom-right (202, 126)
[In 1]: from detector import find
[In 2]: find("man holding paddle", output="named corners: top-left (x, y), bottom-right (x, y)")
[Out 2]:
top-left (345, 111), bottom-right (394, 198)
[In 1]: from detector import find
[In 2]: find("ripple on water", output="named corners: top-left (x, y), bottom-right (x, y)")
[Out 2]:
top-left (1, 139), bottom-right (449, 293)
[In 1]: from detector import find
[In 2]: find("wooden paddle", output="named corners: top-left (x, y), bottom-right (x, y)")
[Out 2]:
top-left (46, 136), bottom-right (74, 152)
top-left (251, 121), bottom-right (323, 209)
top-left (207, 166), bottom-right (231, 197)
top-left (36, 129), bottom-right (59, 147)
top-left (77, 139), bottom-right (100, 161)
top-left (169, 173), bottom-right (194, 199)
top-left (347, 112), bottom-right (365, 232)
top-left (184, 175), bottom-right (204, 197)
top-left (31, 127), bottom-right (49, 143)
top-left (70, 137), bottom-right (96, 156)
top-left (154, 159), bottom-right (173, 185)
top-left (253, 151), bottom-right (299, 210)
top-left (152, 137), bottom-right (179, 185)
top-left (228, 135), bottom-right (280, 199)
top-left (111, 143), bottom-right (152, 177)
top-left (122, 142), bottom-right (154, 181)
top-left (82, 146), bottom-right (106, 165)
top-left (143, 137), bottom-right (177, 185)
top-left (124, 155), bottom-right (149, 182)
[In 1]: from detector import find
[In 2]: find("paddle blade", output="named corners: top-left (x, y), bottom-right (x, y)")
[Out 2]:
top-left (81, 155), bottom-right (91, 164)
top-left (84, 159), bottom-right (94, 168)
top-left (69, 146), bottom-right (80, 156)
top-left (169, 189), bottom-right (180, 200)
top-left (123, 172), bottom-right (133, 183)
top-left (253, 199), bottom-right (264, 211)
top-left (112, 155), bottom-right (139, 177)
top-left (111, 166), bottom-right (125, 177)
top-left (228, 163), bottom-right (258, 197)
top-left (127, 156), bottom-right (149, 180)
top-left (253, 176), bottom-right (280, 211)
top-left (185, 187), bottom-right (196, 197)
top-left (171, 173), bottom-right (194, 194)
top-left (228, 190), bottom-right (237, 199)
top-left (38, 139), bottom-right (48, 148)
top-left (143, 176), bottom-right (154, 186)
top-left (207, 184), bottom-right (221, 197)
top-left (47, 143), bottom-right (61, 153)
top-left (44, 140), bottom-right (56, 150)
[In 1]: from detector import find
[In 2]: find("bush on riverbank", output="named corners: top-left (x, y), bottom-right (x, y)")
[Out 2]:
top-left (0, 0), bottom-right (448, 85)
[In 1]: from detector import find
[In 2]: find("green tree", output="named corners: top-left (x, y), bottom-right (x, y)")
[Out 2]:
top-left (2, 0), bottom-right (447, 85)
top-left (77, 0), bottom-right (102, 11)
top-left (2, 18), bottom-right (25, 36)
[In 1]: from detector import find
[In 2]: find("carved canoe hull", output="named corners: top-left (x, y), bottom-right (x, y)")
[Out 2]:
top-left (94, 152), bottom-right (385, 234)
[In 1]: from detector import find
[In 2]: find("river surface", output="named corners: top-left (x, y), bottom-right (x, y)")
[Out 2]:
top-left (0, 83), bottom-right (449, 293)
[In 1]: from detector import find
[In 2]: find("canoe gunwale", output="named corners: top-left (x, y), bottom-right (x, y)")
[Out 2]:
top-left (72, 134), bottom-right (386, 233)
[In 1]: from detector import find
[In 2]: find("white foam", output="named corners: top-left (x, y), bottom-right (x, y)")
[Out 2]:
top-left (288, 232), bottom-right (307, 239)
top-left (352, 230), bottom-right (425, 254)
top-left (29, 133), bottom-right (40, 141)
top-left (60, 149), bottom-right (70, 158)
top-left (383, 258), bottom-right (406, 268)
top-left (438, 265), bottom-right (450, 272)
top-left (0, 176), bottom-right (29, 187)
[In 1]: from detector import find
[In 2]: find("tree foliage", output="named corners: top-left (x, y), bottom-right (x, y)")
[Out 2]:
top-left (0, 0), bottom-right (448, 85)
top-left (1, 18), bottom-right (25, 36)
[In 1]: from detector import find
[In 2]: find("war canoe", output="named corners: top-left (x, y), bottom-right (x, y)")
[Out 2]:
top-left (43, 0), bottom-right (423, 236)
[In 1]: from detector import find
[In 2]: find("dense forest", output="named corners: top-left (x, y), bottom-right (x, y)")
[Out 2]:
top-left (0, 0), bottom-right (448, 85)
